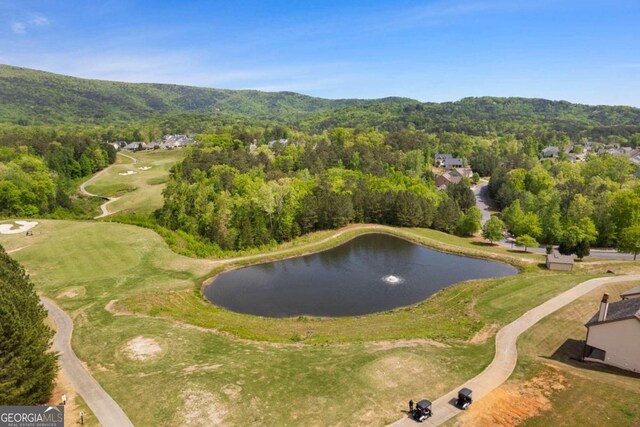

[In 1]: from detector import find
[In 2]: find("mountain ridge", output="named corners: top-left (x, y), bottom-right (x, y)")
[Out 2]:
top-left (1, 64), bottom-right (639, 129)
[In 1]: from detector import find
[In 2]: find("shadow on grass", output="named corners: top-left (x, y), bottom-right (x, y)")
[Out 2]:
top-left (470, 241), bottom-right (498, 247)
top-left (545, 338), bottom-right (640, 379)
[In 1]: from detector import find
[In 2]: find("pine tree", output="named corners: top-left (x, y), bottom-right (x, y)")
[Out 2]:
top-left (0, 245), bottom-right (57, 405)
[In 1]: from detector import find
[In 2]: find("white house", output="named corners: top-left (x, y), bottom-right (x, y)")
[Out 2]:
top-left (583, 293), bottom-right (640, 373)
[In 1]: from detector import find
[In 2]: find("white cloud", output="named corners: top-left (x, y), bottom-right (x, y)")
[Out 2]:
top-left (9, 14), bottom-right (49, 34)
top-left (11, 22), bottom-right (26, 34)
top-left (29, 15), bottom-right (49, 26)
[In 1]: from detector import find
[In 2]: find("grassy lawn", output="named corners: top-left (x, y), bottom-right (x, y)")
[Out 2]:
top-left (83, 150), bottom-right (185, 214)
top-left (1, 220), bottom-right (635, 426)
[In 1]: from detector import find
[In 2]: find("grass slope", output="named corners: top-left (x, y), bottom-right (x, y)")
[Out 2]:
top-left (84, 150), bottom-right (185, 215)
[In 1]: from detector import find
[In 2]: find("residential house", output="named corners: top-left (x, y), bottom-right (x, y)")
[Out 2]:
top-left (434, 168), bottom-right (473, 190)
top-left (541, 146), bottom-right (560, 158)
top-left (583, 293), bottom-right (640, 373)
top-left (434, 153), bottom-right (453, 167)
top-left (123, 142), bottom-right (144, 151)
top-left (434, 153), bottom-right (465, 169)
top-left (621, 286), bottom-right (640, 300)
top-left (546, 250), bottom-right (574, 271)
top-left (435, 172), bottom-right (461, 190)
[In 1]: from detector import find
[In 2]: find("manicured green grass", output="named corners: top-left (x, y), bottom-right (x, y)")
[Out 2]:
top-left (1, 220), bottom-right (633, 426)
top-left (83, 150), bottom-right (185, 214)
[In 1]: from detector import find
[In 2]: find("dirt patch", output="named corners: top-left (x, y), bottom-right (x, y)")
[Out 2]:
top-left (455, 365), bottom-right (566, 426)
top-left (469, 323), bottom-right (499, 344)
top-left (221, 384), bottom-right (242, 400)
top-left (122, 336), bottom-right (163, 361)
top-left (363, 353), bottom-right (438, 389)
top-left (182, 364), bottom-right (223, 374)
top-left (46, 368), bottom-right (91, 427)
top-left (173, 388), bottom-right (228, 426)
top-left (105, 299), bottom-right (131, 316)
top-left (366, 338), bottom-right (449, 351)
top-left (58, 287), bottom-right (85, 299)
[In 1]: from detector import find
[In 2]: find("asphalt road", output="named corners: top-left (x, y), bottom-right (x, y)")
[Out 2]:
top-left (387, 274), bottom-right (640, 426)
top-left (472, 181), bottom-right (635, 260)
top-left (42, 298), bottom-right (134, 427)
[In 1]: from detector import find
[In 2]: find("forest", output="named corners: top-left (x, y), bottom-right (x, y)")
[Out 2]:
top-left (0, 125), bottom-right (116, 217)
top-left (0, 245), bottom-right (57, 405)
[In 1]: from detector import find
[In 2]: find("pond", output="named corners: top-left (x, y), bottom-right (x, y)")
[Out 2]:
top-left (204, 233), bottom-right (518, 318)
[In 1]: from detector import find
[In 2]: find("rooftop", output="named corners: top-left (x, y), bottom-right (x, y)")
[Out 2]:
top-left (621, 286), bottom-right (640, 298)
top-left (586, 297), bottom-right (640, 326)
top-left (547, 250), bottom-right (574, 265)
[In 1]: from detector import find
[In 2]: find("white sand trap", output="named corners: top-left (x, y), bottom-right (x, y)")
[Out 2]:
top-left (0, 220), bottom-right (39, 235)
top-left (138, 166), bottom-right (152, 171)
top-left (118, 170), bottom-right (137, 176)
top-left (123, 336), bottom-right (162, 361)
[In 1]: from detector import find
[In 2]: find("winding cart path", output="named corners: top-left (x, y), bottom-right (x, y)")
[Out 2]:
top-left (79, 152), bottom-right (137, 219)
top-left (42, 297), bottom-right (134, 427)
top-left (388, 274), bottom-right (640, 426)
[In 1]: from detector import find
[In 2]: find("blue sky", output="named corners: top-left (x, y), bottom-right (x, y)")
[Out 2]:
top-left (1, 0), bottom-right (639, 106)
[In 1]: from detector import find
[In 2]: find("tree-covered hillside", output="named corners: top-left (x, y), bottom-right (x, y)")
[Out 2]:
top-left (0, 64), bottom-right (413, 124)
top-left (1, 64), bottom-right (640, 136)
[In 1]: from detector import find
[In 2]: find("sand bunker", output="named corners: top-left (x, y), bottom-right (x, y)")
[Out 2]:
top-left (118, 170), bottom-right (137, 176)
top-left (138, 166), bottom-right (152, 171)
top-left (0, 220), bottom-right (39, 235)
top-left (123, 336), bottom-right (162, 361)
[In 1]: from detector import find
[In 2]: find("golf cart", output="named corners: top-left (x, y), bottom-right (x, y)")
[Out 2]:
top-left (412, 399), bottom-right (432, 422)
top-left (455, 388), bottom-right (473, 410)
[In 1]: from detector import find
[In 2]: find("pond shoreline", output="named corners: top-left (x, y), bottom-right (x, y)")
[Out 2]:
top-left (202, 231), bottom-right (519, 318)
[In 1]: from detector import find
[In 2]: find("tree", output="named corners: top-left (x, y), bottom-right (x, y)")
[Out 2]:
top-left (456, 206), bottom-right (482, 237)
top-left (482, 216), bottom-right (505, 244)
top-left (446, 180), bottom-right (475, 212)
top-left (617, 225), bottom-right (640, 260)
top-left (558, 218), bottom-right (598, 260)
top-left (516, 234), bottom-right (538, 253)
top-left (0, 245), bottom-right (57, 405)
top-left (433, 198), bottom-right (462, 234)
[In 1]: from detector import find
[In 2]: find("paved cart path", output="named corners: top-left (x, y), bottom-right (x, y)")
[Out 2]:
top-left (42, 298), bottom-right (134, 427)
top-left (388, 274), bottom-right (640, 427)
top-left (79, 152), bottom-right (136, 219)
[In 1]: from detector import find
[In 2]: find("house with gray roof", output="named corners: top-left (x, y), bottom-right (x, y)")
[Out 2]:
top-left (583, 293), bottom-right (640, 373)
top-left (621, 286), bottom-right (640, 300)
top-left (541, 146), bottom-right (560, 158)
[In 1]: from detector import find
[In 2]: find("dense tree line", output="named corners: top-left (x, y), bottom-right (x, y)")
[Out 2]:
top-left (0, 245), bottom-right (57, 405)
top-left (158, 127), bottom-right (486, 250)
top-left (489, 153), bottom-right (640, 257)
top-left (0, 125), bottom-right (115, 216)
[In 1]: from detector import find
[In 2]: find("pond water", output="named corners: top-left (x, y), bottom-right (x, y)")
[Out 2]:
top-left (204, 233), bottom-right (518, 318)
